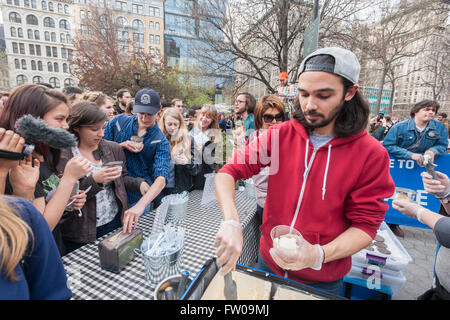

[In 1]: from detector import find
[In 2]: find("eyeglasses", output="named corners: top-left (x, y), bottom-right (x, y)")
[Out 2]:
top-left (235, 100), bottom-right (245, 105)
top-left (263, 113), bottom-right (284, 123)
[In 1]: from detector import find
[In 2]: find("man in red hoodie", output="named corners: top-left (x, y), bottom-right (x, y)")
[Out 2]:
top-left (214, 47), bottom-right (395, 296)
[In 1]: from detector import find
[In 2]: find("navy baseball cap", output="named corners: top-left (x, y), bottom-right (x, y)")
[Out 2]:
top-left (134, 88), bottom-right (160, 115)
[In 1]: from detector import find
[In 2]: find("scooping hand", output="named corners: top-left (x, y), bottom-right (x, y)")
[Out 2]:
top-left (214, 220), bottom-right (243, 276)
top-left (92, 166), bottom-right (121, 184)
top-left (421, 171), bottom-right (450, 197)
top-left (269, 235), bottom-right (324, 271)
top-left (120, 140), bottom-right (144, 153)
top-left (392, 199), bottom-right (427, 222)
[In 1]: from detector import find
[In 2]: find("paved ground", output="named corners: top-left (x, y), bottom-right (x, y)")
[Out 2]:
top-left (392, 225), bottom-right (437, 300)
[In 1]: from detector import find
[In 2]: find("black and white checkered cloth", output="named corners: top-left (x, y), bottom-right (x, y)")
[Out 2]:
top-left (62, 190), bottom-right (259, 300)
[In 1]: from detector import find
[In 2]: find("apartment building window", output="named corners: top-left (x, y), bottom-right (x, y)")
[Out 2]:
top-left (64, 5), bottom-right (69, 14)
top-left (149, 7), bottom-right (155, 16)
top-left (42, 0), bottom-right (46, 10)
top-left (17, 28), bottom-right (23, 38)
top-left (10, 27), bottom-right (17, 37)
top-left (34, 30), bottom-right (39, 40)
top-left (133, 33), bottom-right (144, 43)
top-left (45, 31), bottom-right (50, 41)
top-left (115, 1), bottom-right (126, 10)
top-left (155, 35), bottom-right (160, 45)
top-left (33, 76), bottom-right (43, 84)
top-left (80, 9), bottom-right (85, 19)
top-left (132, 4), bottom-right (143, 14)
top-left (61, 48), bottom-right (67, 58)
top-left (27, 14), bottom-right (38, 26)
top-left (37, 61), bottom-right (42, 70)
top-left (48, 1), bottom-right (53, 11)
top-left (31, 60), bottom-right (36, 70)
top-left (49, 77), bottom-right (60, 88)
top-left (149, 35), bottom-right (154, 44)
top-left (66, 34), bottom-right (71, 43)
top-left (27, 29), bottom-right (33, 39)
top-left (51, 32), bottom-right (56, 42)
top-left (60, 34), bottom-right (65, 43)
top-left (44, 17), bottom-right (55, 28)
top-left (21, 59), bottom-right (27, 70)
top-left (14, 0), bottom-right (19, 5)
top-left (149, 21), bottom-right (154, 30)
top-left (14, 59), bottom-right (20, 69)
top-left (52, 46), bottom-right (57, 57)
top-left (16, 75), bottom-right (28, 86)
top-left (24, 0), bottom-right (30, 7)
top-left (155, 8), bottom-right (160, 17)
top-left (9, 12), bottom-right (21, 23)
top-left (46, 45), bottom-right (51, 56)
top-left (54, 62), bottom-right (59, 72)
top-left (63, 63), bottom-right (68, 73)
top-left (47, 62), bottom-right (53, 72)
top-left (29, 44), bottom-right (35, 55)
top-left (132, 19), bottom-right (144, 32)
top-left (19, 43), bottom-right (25, 54)
top-left (31, 0), bottom-right (36, 8)
top-left (64, 78), bottom-right (74, 87)
top-left (12, 42), bottom-right (19, 54)
top-left (58, 3), bottom-right (63, 13)
top-left (59, 20), bottom-right (70, 30)
top-left (155, 22), bottom-right (160, 31)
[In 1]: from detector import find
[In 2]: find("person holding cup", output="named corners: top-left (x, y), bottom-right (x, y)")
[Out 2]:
top-left (213, 47), bottom-right (395, 296)
top-left (392, 170), bottom-right (450, 299)
top-left (56, 101), bottom-right (151, 254)
top-left (104, 88), bottom-right (171, 227)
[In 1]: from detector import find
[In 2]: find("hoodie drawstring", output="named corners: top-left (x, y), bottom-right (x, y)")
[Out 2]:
top-left (290, 140), bottom-right (333, 231)
top-left (322, 144), bottom-right (332, 200)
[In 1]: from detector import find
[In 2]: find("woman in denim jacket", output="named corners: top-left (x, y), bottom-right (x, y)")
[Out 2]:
top-left (383, 100), bottom-right (448, 166)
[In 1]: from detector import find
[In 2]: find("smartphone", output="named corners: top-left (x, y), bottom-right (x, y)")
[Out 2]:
top-left (70, 181), bottom-right (80, 198)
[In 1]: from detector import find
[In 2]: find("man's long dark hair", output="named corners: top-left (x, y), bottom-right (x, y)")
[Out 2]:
top-left (292, 55), bottom-right (370, 138)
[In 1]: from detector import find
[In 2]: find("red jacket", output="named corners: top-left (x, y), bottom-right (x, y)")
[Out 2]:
top-left (219, 119), bottom-right (395, 284)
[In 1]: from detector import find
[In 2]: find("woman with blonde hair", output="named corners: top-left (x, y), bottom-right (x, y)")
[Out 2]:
top-left (189, 105), bottom-right (221, 189)
top-left (82, 91), bottom-right (115, 121)
top-left (158, 107), bottom-right (199, 196)
top-left (0, 196), bottom-right (72, 299)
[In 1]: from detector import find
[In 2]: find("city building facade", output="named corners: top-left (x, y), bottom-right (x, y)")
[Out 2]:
top-left (73, 0), bottom-right (164, 58)
top-left (1, 0), bottom-right (78, 89)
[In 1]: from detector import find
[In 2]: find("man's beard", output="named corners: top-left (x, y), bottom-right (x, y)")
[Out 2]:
top-left (301, 100), bottom-right (344, 130)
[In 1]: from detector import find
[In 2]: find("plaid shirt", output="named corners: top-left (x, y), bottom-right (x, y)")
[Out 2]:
top-left (277, 85), bottom-right (297, 113)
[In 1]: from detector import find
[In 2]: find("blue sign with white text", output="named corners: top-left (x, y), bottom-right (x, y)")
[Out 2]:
top-left (384, 153), bottom-right (450, 228)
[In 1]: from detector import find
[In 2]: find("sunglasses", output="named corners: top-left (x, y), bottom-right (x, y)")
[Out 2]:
top-left (263, 113), bottom-right (283, 123)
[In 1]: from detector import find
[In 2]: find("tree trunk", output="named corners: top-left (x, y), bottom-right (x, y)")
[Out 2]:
top-left (375, 67), bottom-right (388, 115)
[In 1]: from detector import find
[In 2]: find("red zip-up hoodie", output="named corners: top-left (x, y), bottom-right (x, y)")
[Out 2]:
top-left (219, 119), bottom-right (395, 284)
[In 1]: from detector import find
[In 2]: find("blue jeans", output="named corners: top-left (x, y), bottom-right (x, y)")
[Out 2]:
top-left (256, 253), bottom-right (343, 297)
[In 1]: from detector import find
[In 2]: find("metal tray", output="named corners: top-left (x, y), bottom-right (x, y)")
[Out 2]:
top-left (181, 258), bottom-right (346, 300)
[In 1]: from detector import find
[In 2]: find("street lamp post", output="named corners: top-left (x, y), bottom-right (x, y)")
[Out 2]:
top-left (134, 71), bottom-right (141, 87)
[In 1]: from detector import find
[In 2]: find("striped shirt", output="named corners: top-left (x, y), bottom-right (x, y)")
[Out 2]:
top-left (104, 114), bottom-right (171, 205)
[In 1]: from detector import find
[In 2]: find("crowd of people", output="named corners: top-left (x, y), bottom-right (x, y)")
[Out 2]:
top-left (0, 46), bottom-right (449, 300)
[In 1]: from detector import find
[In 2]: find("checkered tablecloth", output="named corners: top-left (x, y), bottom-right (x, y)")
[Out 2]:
top-left (62, 190), bottom-right (259, 300)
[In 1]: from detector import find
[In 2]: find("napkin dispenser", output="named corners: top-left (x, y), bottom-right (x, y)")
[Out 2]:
top-left (98, 229), bottom-right (143, 273)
